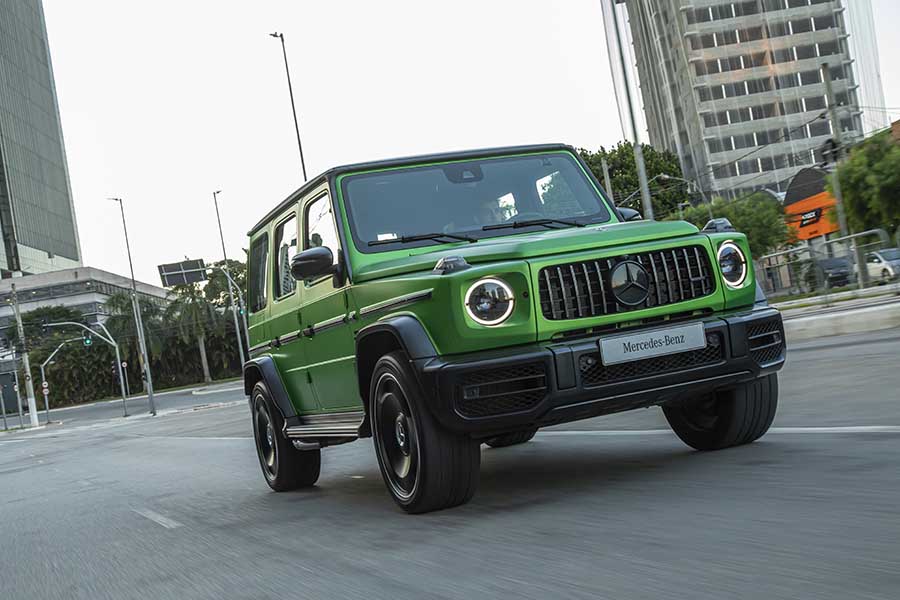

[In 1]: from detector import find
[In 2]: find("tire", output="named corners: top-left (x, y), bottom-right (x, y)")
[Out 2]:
top-left (485, 428), bottom-right (538, 448)
top-left (882, 269), bottom-right (892, 285)
top-left (662, 374), bottom-right (778, 451)
top-left (370, 351), bottom-right (480, 513)
top-left (252, 381), bottom-right (321, 491)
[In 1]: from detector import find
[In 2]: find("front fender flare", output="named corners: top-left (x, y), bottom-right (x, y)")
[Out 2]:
top-left (243, 356), bottom-right (297, 427)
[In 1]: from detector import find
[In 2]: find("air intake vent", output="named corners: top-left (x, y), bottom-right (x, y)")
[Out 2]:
top-left (456, 363), bottom-right (547, 418)
top-left (747, 319), bottom-right (785, 365)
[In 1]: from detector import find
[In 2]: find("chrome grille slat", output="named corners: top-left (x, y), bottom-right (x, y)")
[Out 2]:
top-left (537, 245), bottom-right (715, 321)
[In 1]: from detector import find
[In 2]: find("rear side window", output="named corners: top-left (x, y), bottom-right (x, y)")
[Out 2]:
top-left (249, 233), bottom-right (269, 313)
top-left (273, 215), bottom-right (298, 298)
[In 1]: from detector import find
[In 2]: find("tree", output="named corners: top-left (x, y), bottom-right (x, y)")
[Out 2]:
top-left (827, 131), bottom-right (900, 238)
top-left (204, 259), bottom-right (247, 308)
top-left (578, 142), bottom-right (686, 217)
top-left (673, 192), bottom-right (795, 257)
top-left (166, 285), bottom-right (219, 383)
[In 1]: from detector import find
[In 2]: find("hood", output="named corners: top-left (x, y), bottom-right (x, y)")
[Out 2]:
top-left (352, 220), bottom-right (701, 282)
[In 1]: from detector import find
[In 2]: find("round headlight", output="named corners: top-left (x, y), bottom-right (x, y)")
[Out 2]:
top-left (718, 241), bottom-right (747, 288)
top-left (464, 278), bottom-right (515, 326)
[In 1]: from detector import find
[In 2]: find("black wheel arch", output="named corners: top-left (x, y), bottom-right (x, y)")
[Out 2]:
top-left (355, 315), bottom-right (438, 436)
top-left (243, 356), bottom-right (299, 429)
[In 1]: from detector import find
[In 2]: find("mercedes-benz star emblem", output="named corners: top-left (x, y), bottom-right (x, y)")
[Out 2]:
top-left (610, 260), bottom-right (650, 306)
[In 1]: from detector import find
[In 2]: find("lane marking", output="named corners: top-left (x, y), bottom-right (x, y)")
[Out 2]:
top-left (133, 509), bottom-right (183, 529)
top-left (539, 426), bottom-right (900, 436)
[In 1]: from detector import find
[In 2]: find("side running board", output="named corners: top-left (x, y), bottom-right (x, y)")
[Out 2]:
top-left (284, 410), bottom-right (365, 440)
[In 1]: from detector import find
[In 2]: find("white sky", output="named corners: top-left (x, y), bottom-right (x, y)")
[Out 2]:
top-left (42, 0), bottom-right (900, 286)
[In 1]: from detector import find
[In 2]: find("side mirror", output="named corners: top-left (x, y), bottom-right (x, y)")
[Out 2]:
top-left (617, 207), bottom-right (643, 222)
top-left (291, 246), bottom-right (335, 281)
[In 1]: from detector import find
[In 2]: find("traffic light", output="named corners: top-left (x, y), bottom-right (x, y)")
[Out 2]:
top-left (83, 333), bottom-right (92, 347)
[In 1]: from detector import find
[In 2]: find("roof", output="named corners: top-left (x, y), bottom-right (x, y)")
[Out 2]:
top-left (247, 143), bottom-right (575, 236)
top-left (783, 167), bottom-right (828, 206)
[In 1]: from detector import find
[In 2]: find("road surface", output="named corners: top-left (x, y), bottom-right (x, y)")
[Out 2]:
top-left (1, 329), bottom-right (898, 599)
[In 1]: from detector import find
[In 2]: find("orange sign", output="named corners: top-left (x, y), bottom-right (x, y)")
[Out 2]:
top-left (785, 191), bottom-right (839, 241)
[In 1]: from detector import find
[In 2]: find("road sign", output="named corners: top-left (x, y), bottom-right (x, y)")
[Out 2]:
top-left (42, 388), bottom-right (49, 396)
top-left (158, 259), bottom-right (207, 287)
top-left (41, 381), bottom-right (48, 389)
top-left (122, 361), bottom-right (127, 368)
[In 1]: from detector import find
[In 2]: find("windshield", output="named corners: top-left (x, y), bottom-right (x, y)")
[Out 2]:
top-left (880, 249), bottom-right (900, 261)
top-left (819, 257), bottom-right (849, 269)
top-left (341, 152), bottom-right (613, 253)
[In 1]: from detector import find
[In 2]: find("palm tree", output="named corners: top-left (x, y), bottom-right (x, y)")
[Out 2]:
top-left (166, 285), bottom-right (218, 383)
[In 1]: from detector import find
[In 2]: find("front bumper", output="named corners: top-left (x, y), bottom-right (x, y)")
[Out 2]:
top-left (414, 307), bottom-right (786, 437)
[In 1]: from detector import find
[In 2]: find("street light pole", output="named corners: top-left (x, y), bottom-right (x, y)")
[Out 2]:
top-left (270, 32), bottom-right (308, 181)
top-left (213, 191), bottom-right (247, 367)
top-left (659, 174), bottom-right (714, 221)
top-left (9, 284), bottom-right (38, 427)
top-left (110, 198), bottom-right (156, 415)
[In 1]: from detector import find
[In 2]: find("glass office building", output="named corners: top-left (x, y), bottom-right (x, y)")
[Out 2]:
top-left (614, 0), bottom-right (888, 199)
top-left (0, 0), bottom-right (81, 276)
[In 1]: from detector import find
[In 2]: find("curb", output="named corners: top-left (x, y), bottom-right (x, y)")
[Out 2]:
top-left (784, 302), bottom-right (900, 342)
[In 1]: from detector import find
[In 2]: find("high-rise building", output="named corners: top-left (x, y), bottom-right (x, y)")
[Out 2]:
top-left (615, 0), bottom-right (888, 200)
top-left (0, 0), bottom-right (81, 276)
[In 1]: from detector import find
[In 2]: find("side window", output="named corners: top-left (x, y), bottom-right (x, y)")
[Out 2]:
top-left (273, 214), bottom-right (298, 298)
top-left (249, 234), bottom-right (269, 313)
top-left (305, 193), bottom-right (339, 265)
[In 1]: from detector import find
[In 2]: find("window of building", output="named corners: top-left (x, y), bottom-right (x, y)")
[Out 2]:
top-left (804, 96), bottom-right (827, 111)
top-left (735, 1), bottom-right (760, 17)
top-left (273, 214), bottom-right (298, 299)
top-left (809, 120), bottom-right (832, 137)
top-left (305, 193), bottom-right (339, 267)
top-left (763, 0), bottom-right (786, 11)
top-left (249, 234), bottom-right (269, 313)
top-left (738, 159), bottom-right (761, 175)
top-left (767, 21), bottom-right (790, 37)
top-left (817, 40), bottom-right (839, 56)
top-left (799, 70), bottom-right (821, 85)
top-left (791, 19), bottom-right (813, 34)
top-left (788, 0), bottom-right (809, 8)
top-left (813, 14), bottom-right (836, 30)
top-left (714, 163), bottom-right (738, 180)
top-left (796, 45), bottom-right (816, 60)
top-left (742, 26), bottom-right (765, 42)
top-left (717, 30), bottom-right (738, 46)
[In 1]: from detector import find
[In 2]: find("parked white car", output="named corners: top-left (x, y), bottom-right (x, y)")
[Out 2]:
top-left (865, 248), bottom-right (900, 283)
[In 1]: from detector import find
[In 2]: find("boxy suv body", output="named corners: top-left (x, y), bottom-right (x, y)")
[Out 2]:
top-left (244, 144), bottom-right (785, 513)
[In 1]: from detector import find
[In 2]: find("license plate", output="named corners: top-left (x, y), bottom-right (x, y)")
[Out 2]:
top-left (599, 322), bottom-right (707, 366)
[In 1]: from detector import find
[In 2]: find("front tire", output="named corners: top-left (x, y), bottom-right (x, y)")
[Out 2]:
top-left (252, 382), bottom-right (321, 491)
top-left (370, 351), bottom-right (480, 513)
top-left (485, 428), bottom-right (537, 448)
top-left (663, 374), bottom-right (778, 451)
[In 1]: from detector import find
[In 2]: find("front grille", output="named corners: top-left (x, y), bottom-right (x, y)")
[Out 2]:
top-left (456, 363), bottom-right (547, 418)
top-left (579, 333), bottom-right (724, 387)
top-left (747, 319), bottom-right (785, 365)
top-left (538, 246), bottom-right (716, 321)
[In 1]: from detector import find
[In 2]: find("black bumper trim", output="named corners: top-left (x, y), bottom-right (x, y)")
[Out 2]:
top-left (415, 306), bottom-right (785, 437)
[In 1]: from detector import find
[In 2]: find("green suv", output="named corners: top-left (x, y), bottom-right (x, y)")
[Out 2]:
top-left (243, 144), bottom-right (785, 513)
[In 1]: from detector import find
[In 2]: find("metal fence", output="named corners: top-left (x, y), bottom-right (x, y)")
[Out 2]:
top-left (755, 229), bottom-right (897, 301)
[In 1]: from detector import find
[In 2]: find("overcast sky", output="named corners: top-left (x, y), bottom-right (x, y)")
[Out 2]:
top-left (42, 0), bottom-right (900, 286)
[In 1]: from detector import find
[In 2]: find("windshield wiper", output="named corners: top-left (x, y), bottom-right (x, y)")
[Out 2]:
top-left (482, 218), bottom-right (586, 231)
top-left (368, 232), bottom-right (478, 247)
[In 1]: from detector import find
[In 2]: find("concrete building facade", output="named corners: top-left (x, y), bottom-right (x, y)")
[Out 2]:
top-left (619, 0), bottom-right (887, 200)
top-left (0, 0), bottom-right (81, 276)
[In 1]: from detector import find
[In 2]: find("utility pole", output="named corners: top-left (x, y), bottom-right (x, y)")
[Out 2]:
top-left (601, 158), bottom-right (615, 204)
top-left (111, 198), bottom-right (156, 415)
top-left (213, 191), bottom-right (247, 367)
top-left (270, 32), bottom-right (308, 181)
top-left (609, 1), bottom-right (653, 219)
top-left (821, 62), bottom-right (865, 289)
top-left (10, 284), bottom-right (38, 427)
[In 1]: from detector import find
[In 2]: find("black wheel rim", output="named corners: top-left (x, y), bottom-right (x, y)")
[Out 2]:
top-left (254, 396), bottom-right (278, 481)
top-left (374, 373), bottom-right (419, 500)
top-left (681, 395), bottom-right (719, 431)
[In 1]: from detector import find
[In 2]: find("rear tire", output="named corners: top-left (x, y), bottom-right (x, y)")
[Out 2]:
top-left (252, 382), bottom-right (321, 491)
top-left (370, 351), bottom-right (480, 513)
top-left (663, 374), bottom-right (778, 451)
top-left (485, 428), bottom-right (537, 448)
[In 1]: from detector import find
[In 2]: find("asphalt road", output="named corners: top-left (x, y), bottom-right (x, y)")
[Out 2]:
top-left (1, 329), bottom-right (899, 599)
